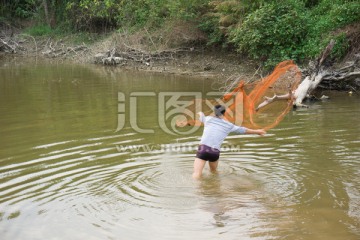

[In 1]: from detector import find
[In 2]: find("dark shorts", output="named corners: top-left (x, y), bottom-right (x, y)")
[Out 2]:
top-left (196, 145), bottom-right (220, 162)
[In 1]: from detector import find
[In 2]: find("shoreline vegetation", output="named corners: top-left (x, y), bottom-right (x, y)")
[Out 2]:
top-left (0, 20), bottom-right (261, 80)
top-left (1, 0), bottom-right (359, 90)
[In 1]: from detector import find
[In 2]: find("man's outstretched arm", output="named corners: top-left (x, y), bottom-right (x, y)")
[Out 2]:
top-left (245, 128), bottom-right (266, 136)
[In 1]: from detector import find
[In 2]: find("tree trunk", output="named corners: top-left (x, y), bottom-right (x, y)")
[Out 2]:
top-left (293, 40), bottom-right (335, 106)
top-left (294, 72), bottom-right (326, 105)
top-left (43, 0), bottom-right (51, 27)
top-left (255, 40), bottom-right (359, 111)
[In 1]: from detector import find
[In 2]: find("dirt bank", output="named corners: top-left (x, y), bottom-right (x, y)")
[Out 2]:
top-left (0, 21), bottom-right (262, 81)
top-left (1, 23), bottom-right (359, 91)
top-left (113, 48), bottom-right (260, 80)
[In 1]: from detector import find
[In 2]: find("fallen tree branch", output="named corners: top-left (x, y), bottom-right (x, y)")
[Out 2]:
top-left (322, 71), bottom-right (360, 81)
top-left (294, 72), bottom-right (326, 106)
top-left (293, 40), bottom-right (335, 106)
top-left (256, 88), bottom-right (293, 111)
top-left (256, 39), bottom-right (360, 110)
top-left (19, 34), bottom-right (38, 53)
top-left (42, 42), bottom-right (89, 58)
top-left (94, 46), bottom-right (191, 66)
top-left (0, 38), bottom-right (16, 53)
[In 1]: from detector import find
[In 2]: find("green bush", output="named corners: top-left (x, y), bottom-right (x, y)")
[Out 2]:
top-left (2, 0), bottom-right (359, 66)
top-left (330, 33), bottom-right (350, 60)
top-left (65, 0), bottom-right (120, 31)
top-left (7, 0), bottom-right (36, 19)
top-left (64, 0), bottom-right (209, 31)
top-left (198, 14), bottom-right (225, 46)
top-left (197, 0), bottom-right (272, 47)
top-left (166, 0), bottom-right (209, 20)
top-left (229, 2), bottom-right (309, 67)
top-left (302, 1), bottom-right (360, 59)
top-left (25, 24), bottom-right (52, 36)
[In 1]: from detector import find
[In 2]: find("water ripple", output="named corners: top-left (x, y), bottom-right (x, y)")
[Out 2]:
top-left (0, 103), bottom-right (359, 240)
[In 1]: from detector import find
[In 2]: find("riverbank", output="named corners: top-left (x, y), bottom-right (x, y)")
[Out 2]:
top-left (0, 22), bottom-right (269, 81)
top-left (1, 23), bottom-right (359, 91)
top-left (111, 48), bottom-right (260, 80)
top-left (0, 45), bottom-right (259, 82)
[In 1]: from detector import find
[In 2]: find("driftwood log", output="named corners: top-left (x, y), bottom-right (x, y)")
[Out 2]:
top-left (0, 37), bottom-right (20, 53)
top-left (94, 48), bottom-right (127, 65)
top-left (94, 46), bottom-right (192, 66)
top-left (257, 40), bottom-right (360, 110)
top-left (320, 56), bottom-right (360, 91)
top-left (293, 40), bottom-right (336, 106)
top-left (0, 27), bottom-right (89, 58)
top-left (41, 39), bottom-right (88, 58)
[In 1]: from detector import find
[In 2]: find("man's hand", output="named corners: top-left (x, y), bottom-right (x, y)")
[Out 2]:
top-left (257, 129), bottom-right (266, 136)
top-left (245, 128), bottom-right (266, 136)
top-left (176, 120), bottom-right (188, 127)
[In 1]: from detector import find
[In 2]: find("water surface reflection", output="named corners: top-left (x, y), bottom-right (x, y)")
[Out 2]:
top-left (0, 61), bottom-right (359, 239)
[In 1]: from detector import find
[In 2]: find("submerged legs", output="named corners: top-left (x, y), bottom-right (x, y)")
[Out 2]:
top-left (193, 158), bottom-right (219, 179)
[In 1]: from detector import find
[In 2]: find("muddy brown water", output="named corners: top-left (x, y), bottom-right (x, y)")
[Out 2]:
top-left (0, 60), bottom-right (359, 239)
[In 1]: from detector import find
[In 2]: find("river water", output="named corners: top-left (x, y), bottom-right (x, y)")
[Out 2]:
top-left (0, 60), bottom-right (359, 240)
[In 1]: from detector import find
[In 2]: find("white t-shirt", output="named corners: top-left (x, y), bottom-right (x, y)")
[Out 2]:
top-left (198, 112), bottom-right (247, 150)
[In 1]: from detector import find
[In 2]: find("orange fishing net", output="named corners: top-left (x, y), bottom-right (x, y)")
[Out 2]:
top-left (177, 60), bottom-right (302, 130)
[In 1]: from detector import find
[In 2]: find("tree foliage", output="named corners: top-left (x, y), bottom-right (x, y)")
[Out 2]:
top-left (1, 0), bottom-right (359, 67)
top-left (0, 0), bottom-right (39, 18)
top-left (229, 2), bottom-right (308, 67)
top-left (65, 0), bottom-right (120, 31)
top-left (198, 0), bottom-right (270, 46)
top-left (303, 0), bottom-right (360, 59)
top-left (64, 0), bottom-right (209, 31)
